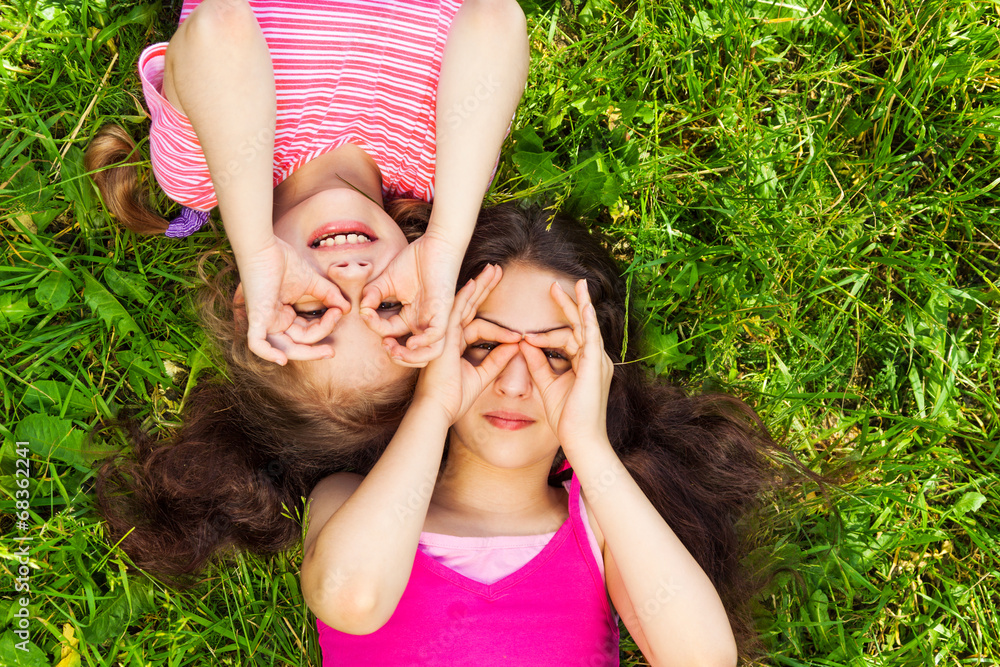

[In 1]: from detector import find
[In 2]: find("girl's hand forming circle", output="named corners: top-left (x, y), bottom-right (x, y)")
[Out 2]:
top-left (358, 234), bottom-right (463, 367)
top-left (235, 236), bottom-right (350, 365)
top-left (520, 279), bottom-right (614, 450)
top-left (413, 265), bottom-right (521, 424)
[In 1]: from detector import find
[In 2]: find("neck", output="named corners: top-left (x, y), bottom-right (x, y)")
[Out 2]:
top-left (271, 143), bottom-right (384, 221)
top-left (430, 443), bottom-right (565, 536)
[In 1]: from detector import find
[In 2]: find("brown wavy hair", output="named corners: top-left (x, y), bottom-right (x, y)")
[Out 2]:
top-left (96, 199), bottom-right (430, 583)
top-left (456, 202), bottom-right (794, 659)
top-left (84, 124), bottom-right (170, 234)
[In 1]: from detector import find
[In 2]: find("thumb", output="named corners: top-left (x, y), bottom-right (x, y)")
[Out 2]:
top-left (519, 341), bottom-right (557, 391)
top-left (360, 275), bottom-right (391, 315)
top-left (473, 343), bottom-right (520, 387)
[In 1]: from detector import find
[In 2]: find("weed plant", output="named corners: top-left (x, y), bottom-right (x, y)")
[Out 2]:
top-left (1, 0), bottom-right (998, 665)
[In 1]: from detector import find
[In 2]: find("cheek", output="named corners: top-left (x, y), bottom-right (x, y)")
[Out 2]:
top-left (373, 234), bottom-right (409, 273)
top-left (371, 208), bottom-right (408, 247)
top-left (386, 232), bottom-right (409, 257)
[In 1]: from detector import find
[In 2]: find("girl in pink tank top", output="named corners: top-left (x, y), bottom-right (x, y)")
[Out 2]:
top-left (302, 204), bottom-right (785, 665)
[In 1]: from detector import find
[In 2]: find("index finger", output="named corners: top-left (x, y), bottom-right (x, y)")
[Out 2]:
top-left (267, 333), bottom-right (336, 361)
top-left (359, 276), bottom-right (395, 314)
top-left (360, 308), bottom-right (413, 338)
top-left (305, 275), bottom-right (351, 314)
top-left (549, 281), bottom-right (584, 334)
top-left (283, 306), bottom-right (343, 345)
top-left (463, 318), bottom-right (524, 347)
top-left (248, 335), bottom-right (288, 366)
top-left (521, 327), bottom-right (575, 352)
top-left (383, 336), bottom-right (443, 367)
top-left (402, 317), bottom-right (447, 350)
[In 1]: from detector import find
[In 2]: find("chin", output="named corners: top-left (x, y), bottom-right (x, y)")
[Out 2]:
top-left (474, 447), bottom-right (560, 472)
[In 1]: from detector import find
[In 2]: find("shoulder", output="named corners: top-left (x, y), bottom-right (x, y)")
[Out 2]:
top-left (303, 473), bottom-right (364, 553)
top-left (309, 472), bottom-right (364, 506)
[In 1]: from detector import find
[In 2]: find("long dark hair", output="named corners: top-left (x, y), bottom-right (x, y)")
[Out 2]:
top-left (96, 200), bottom-right (429, 583)
top-left (456, 202), bottom-right (785, 658)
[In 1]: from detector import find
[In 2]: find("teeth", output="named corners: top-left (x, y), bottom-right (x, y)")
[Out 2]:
top-left (314, 232), bottom-right (373, 247)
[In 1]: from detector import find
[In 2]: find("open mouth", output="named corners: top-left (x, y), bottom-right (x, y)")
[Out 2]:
top-left (311, 232), bottom-right (374, 248)
top-left (309, 222), bottom-right (379, 249)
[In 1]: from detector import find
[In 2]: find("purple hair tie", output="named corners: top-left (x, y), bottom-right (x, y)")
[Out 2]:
top-left (165, 206), bottom-right (211, 238)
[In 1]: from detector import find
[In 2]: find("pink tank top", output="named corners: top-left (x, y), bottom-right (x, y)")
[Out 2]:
top-left (316, 474), bottom-right (620, 665)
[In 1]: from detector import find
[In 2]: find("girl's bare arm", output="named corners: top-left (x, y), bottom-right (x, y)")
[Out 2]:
top-left (573, 445), bottom-right (737, 667)
top-left (430, 0), bottom-right (530, 248)
top-left (162, 0), bottom-right (345, 363)
top-left (300, 400), bottom-right (451, 634)
top-left (360, 0), bottom-right (530, 361)
top-left (522, 283), bottom-right (738, 667)
top-left (162, 0), bottom-right (275, 261)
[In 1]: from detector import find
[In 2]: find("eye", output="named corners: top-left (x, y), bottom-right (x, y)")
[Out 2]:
top-left (463, 340), bottom-right (498, 365)
top-left (376, 301), bottom-right (402, 319)
top-left (295, 307), bottom-right (328, 320)
top-left (543, 348), bottom-right (571, 373)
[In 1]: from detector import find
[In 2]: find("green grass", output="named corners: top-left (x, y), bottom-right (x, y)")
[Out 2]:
top-left (2, 0), bottom-right (999, 664)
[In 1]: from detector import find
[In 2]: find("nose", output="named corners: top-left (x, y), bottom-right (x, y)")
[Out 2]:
top-left (326, 260), bottom-right (374, 305)
top-left (493, 350), bottom-right (532, 399)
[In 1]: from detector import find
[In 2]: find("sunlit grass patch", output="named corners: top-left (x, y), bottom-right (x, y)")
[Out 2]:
top-left (2, 0), bottom-right (998, 664)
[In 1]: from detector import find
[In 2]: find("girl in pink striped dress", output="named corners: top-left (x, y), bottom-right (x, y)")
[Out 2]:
top-left (88, 0), bottom-right (527, 369)
top-left (93, 0), bottom-right (530, 583)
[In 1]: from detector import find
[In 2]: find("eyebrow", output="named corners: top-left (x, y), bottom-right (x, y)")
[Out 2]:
top-left (475, 316), bottom-right (571, 336)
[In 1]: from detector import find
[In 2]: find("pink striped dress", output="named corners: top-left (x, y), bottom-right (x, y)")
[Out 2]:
top-left (139, 0), bottom-right (463, 213)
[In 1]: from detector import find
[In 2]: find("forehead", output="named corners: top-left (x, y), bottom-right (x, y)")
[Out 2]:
top-left (476, 264), bottom-right (578, 334)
